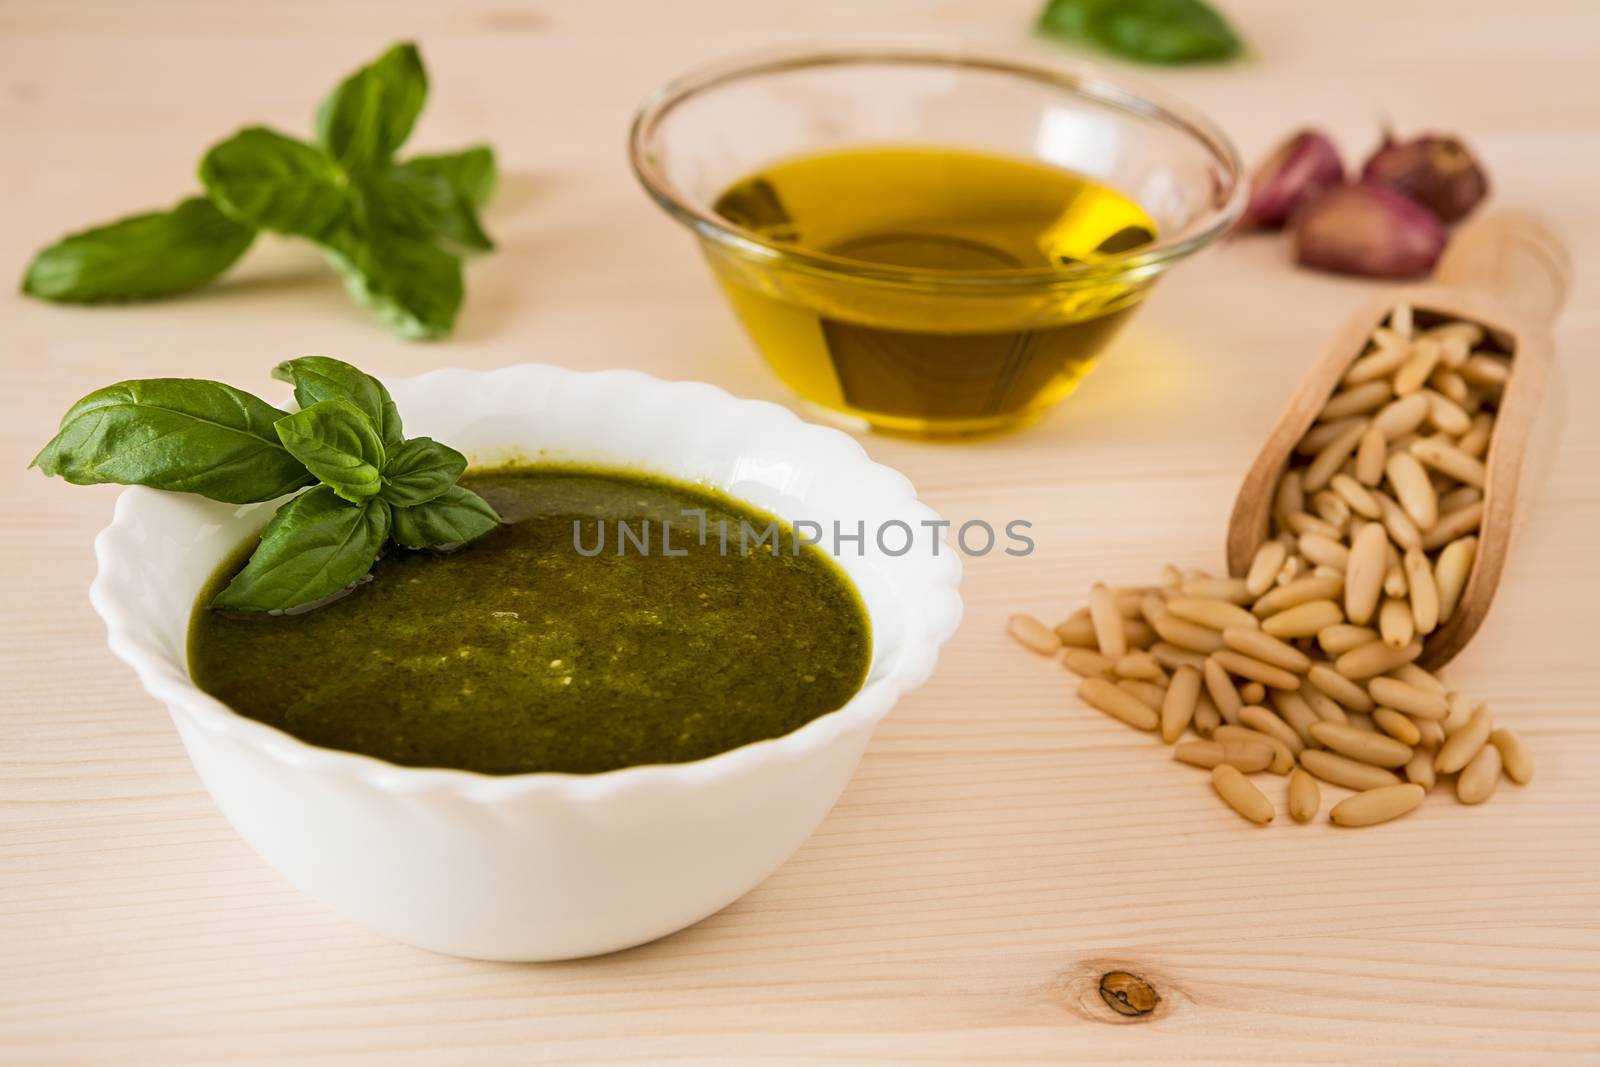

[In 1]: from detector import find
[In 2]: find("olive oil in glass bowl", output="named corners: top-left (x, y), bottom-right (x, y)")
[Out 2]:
top-left (631, 46), bottom-right (1245, 437)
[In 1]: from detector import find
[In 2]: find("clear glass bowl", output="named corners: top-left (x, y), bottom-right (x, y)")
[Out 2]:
top-left (630, 44), bottom-right (1246, 437)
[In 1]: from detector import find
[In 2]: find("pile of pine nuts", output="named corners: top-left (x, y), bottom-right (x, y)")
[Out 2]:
top-left (1009, 306), bottom-right (1532, 827)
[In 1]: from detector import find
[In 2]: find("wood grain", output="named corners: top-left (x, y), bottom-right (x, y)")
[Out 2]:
top-left (3, 1), bottom-right (1600, 1065)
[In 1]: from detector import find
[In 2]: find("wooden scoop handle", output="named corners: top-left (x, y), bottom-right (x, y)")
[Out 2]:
top-left (1433, 211), bottom-right (1572, 322)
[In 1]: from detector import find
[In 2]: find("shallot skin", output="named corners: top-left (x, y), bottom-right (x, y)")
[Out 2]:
top-left (1291, 182), bottom-right (1449, 278)
top-left (1362, 133), bottom-right (1489, 224)
top-left (1242, 129), bottom-right (1344, 229)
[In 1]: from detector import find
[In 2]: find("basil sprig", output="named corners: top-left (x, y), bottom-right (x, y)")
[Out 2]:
top-left (20, 42), bottom-right (496, 340)
top-left (1037, 0), bottom-right (1243, 64)
top-left (33, 357), bottom-right (501, 613)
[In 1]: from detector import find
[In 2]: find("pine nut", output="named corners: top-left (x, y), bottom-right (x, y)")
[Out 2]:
top-left (1366, 677), bottom-right (1449, 720)
top-left (1160, 665), bottom-right (1201, 743)
top-left (1009, 614), bottom-right (1061, 654)
top-left (1212, 765), bottom-right (1275, 825)
top-left (1420, 502), bottom-right (1484, 550)
top-left (1284, 511), bottom-right (1341, 540)
top-left (1455, 743), bottom-right (1502, 805)
top-left (1372, 392), bottom-right (1429, 438)
top-left (1423, 389), bottom-right (1472, 435)
top-left (1088, 584), bottom-right (1127, 660)
top-left (1239, 681), bottom-right (1268, 705)
top-left (1308, 664), bottom-right (1376, 712)
top-left (1245, 540), bottom-right (1288, 597)
top-left (1275, 468), bottom-right (1305, 516)
top-left (1435, 704), bottom-right (1491, 774)
top-left (1461, 353), bottom-right (1510, 386)
top-left (1434, 536), bottom-right (1477, 623)
top-left (1342, 522), bottom-right (1388, 626)
top-left (1078, 678), bottom-right (1159, 731)
top-left (1270, 689), bottom-right (1323, 747)
top-left (1204, 657), bottom-right (1244, 723)
top-left (1490, 729), bottom-right (1533, 784)
top-left (1405, 750), bottom-right (1437, 789)
top-left (1393, 338), bottom-right (1442, 396)
top-left (1457, 413), bottom-right (1494, 458)
top-left (1390, 305), bottom-right (1413, 339)
top-left (1114, 651), bottom-right (1163, 680)
top-left (1318, 624), bottom-right (1379, 656)
top-left (1373, 490), bottom-right (1423, 550)
top-left (1354, 427), bottom-right (1388, 486)
top-left (1330, 783), bottom-right (1426, 826)
top-left (1153, 613), bottom-right (1228, 654)
top-left (1319, 380), bottom-right (1393, 422)
top-left (1383, 542), bottom-right (1409, 597)
top-left (1262, 599), bottom-right (1343, 639)
top-left (1334, 640), bottom-right (1421, 680)
top-left (1288, 767), bottom-right (1321, 823)
top-left (1373, 707), bottom-right (1422, 746)
top-left (1299, 749), bottom-right (1402, 790)
top-left (1410, 436), bottom-right (1487, 488)
top-left (1180, 576), bottom-right (1254, 604)
top-left (1403, 548), bottom-right (1439, 634)
top-left (1176, 737), bottom-right (1273, 773)
top-left (1311, 490), bottom-right (1352, 530)
top-left (1168, 597), bottom-right (1258, 632)
top-left (1299, 533), bottom-right (1350, 570)
top-left (1215, 725), bottom-right (1294, 775)
top-left (1223, 627), bottom-right (1312, 673)
top-left (1253, 574), bottom-right (1344, 617)
top-left (1379, 597), bottom-right (1415, 648)
top-left (1343, 334), bottom-right (1409, 384)
top-left (1065, 649), bottom-right (1116, 679)
top-left (1240, 705), bottom-right (1305, 754)
top-left (1415, 719), bottom-right (1445, 750)
top-left (1309, 721), bottom-right (1413, 767)
top-left (1117, 679), bottom-right (1167, 710)
top-left (1193, 692), bottom-right (1221, 738)
top-left (1390, 663), bottom-right (1447, 696)
top-left (1436, 485), bottom-right (1482, 514)
top-left (1385, 450), bottom-right (1438, 530)
top-left (1299, 681), bottom-right (1350, 723)
top-left (1304, 420), bottom-right (1368, 492)
top-left (1442, 691), bottom-right (1474, 734)
top-left (1151, 641), bottom-right (1208, 673)
top-left (1330, 473), bottom-right (1381, 519)
top-left (1211, 649), bottom-right (1302, 691)
top-left (1054, 614), bottom-right (1098, 648)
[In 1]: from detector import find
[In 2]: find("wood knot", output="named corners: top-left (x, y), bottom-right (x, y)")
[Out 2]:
top-left (1098, 970), bottom-right (1160, 1017)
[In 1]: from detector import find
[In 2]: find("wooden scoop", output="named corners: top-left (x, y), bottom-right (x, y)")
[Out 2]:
top-left (1226, 212), bottom-right (1571, 669)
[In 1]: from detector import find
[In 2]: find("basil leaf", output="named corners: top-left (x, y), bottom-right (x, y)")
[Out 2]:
top-left (271, 356), bottom-right (403, 451)
top-left (379, 437), bottom-right (467, 506)
top-left (199, 127), bottom-right (347, 239)
top-left (21, 197), bottom-right (255, 303)
top-left (212, 487), bottom-right (390, 612)
top-left (391, 485), bottom-right (500, 549)
top-left (321, 229), bottom-right (463, 340)
top-left (32, 379), bottom-right (312, 503)
top-left (316, 42), bottom-right (428, 173)
top-left (273, 399), bottom-right (385, 503)
top-left (399, 145), bottom-right (497, 209)
top-left (357, 167), bottom-right (493, 253)
top-left (1038, 0), bottom-right (1242, 64)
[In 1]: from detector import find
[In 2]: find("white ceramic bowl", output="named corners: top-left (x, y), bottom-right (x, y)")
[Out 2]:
top-left (89, 364), bottom-right (963, 961)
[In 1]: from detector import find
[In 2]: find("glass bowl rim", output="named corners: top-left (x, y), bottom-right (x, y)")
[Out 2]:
top-left (628, 42), bottom-right (1247, 293)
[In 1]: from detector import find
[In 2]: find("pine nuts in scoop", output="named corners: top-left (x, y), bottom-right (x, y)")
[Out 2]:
top-left (1013, 309), bottom-right (1531, 829)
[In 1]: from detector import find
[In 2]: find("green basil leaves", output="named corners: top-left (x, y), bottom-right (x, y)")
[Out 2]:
top-left (31, 379), bottom-right (313, 504)
top-left (21, 197), bottom-right (256, 304)
top-left (21, 42), bottom-right (496, 340)
top-left (274, 399), bottom-right (387, 503)
top-left (33, 357), bottom-right (502, 613)
top-left (1038, 0), bottom-right (1244, 64)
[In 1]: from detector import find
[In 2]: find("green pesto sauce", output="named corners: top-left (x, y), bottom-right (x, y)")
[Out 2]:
top-left (187, 466), bottom-right (872, 775)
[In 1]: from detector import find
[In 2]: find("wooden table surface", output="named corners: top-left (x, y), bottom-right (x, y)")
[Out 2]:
top-left (3, 2), bottom-right (1598, 1064)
